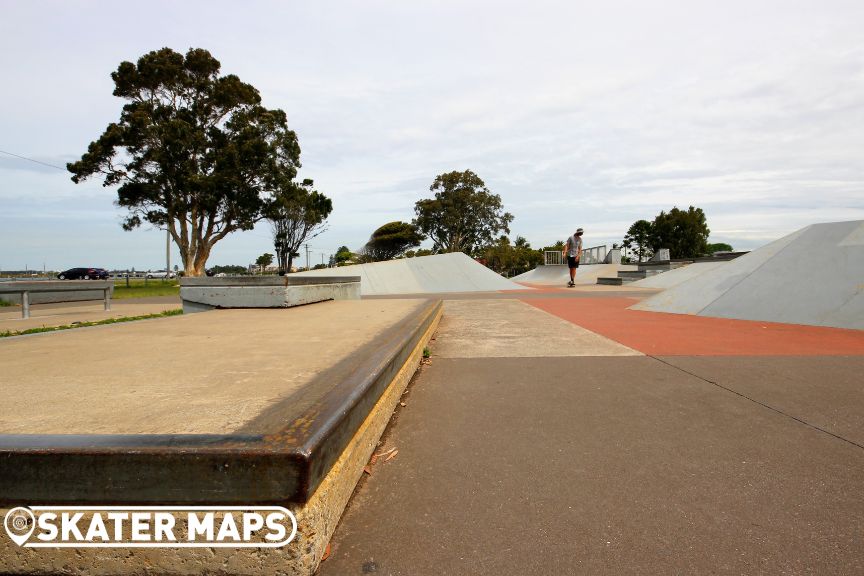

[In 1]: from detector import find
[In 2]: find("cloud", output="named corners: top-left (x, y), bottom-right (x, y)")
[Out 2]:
top-left (1, 0), bottom-right (863, 267)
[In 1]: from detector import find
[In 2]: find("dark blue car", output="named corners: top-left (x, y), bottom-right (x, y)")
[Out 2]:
top-left (57, 267), bottom-right (109, 280)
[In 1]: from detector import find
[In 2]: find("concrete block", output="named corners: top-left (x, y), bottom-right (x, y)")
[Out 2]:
top-left (604, 248), bottom-right (622, 264)
top-left (0, 301), bottom-right (443, 575)
top-left (180, 276), bottom-right (360, 313)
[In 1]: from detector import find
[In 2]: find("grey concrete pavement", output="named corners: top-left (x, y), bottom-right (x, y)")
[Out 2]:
top-left (659, 355), bottom-right (864, 447)
top-left (320, 356), bottom-right (864, 575)
top-left (0, 300), bottom-right (427, 434)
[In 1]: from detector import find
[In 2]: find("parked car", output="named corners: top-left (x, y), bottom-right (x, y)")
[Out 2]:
top-left (145, 270), bottom-right (176, 279)
top-left (57, 267), bottom-right (109, 280)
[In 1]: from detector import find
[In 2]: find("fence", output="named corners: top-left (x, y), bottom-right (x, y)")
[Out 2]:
top-left (544, 245), bottom-right (607, 266)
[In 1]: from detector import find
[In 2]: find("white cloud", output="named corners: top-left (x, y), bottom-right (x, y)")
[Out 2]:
top-left (1, 0), bottom-right (863, 268)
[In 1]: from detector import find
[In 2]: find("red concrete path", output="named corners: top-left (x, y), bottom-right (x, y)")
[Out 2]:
top-left (527, 297), bottom-right (864, 356)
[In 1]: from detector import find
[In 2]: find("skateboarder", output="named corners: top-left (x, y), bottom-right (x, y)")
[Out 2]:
top-left (563, 228), bottom-right (584, 287)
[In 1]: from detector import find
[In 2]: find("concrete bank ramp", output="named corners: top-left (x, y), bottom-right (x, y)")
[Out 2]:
top-left (294, 252), bottom-right (524, 295)
top-left (632, 220), bottom-right (864, 330)
top-left (630, 261), bottom-right (728, 289)
top-left (512, 263), bottom-right (636, 286)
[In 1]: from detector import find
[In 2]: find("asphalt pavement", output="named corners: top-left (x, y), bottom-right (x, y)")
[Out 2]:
top-left (319, 292), bottom-right (864, 575)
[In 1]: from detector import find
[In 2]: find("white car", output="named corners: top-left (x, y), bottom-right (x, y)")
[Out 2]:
top-left (145, 270), bottom-right (176, 279)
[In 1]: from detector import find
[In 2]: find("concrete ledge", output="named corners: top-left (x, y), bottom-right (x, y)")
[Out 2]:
top-left (0, 301), bottom-right (442, 575)
top-left (180, 276), bottom-right (360, 313)
top-left (0, 300), bottom-right (440, 505)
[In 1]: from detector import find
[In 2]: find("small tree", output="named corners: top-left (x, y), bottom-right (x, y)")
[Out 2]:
top-left (67, 47), bottom-right (302, 276)
top-left (650, 206), bottom-right (710, 258)
top-left (623, 220), bottom-right (654, 262)
top-left (255, 253), bottom-right (274, 274)
top-left (207, 264), bottom-right (248, 276)
top-left (414, 169), bottom-right (513, 255)
top-left (482, 235), bottom-right (542, 277)
top-left (268, 179), bottom-right (332, 274)
top-left (334, 246), bottom-right (353, 265)
top-left (707, 242), bottom-right (733, 253)
top-left (364, 221), bottom-right (425, 261)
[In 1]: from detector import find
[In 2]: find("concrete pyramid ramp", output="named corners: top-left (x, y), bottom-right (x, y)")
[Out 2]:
top-left (632, 220), bottom-right (864, 330)
top-left (294, 252), bottom-right (525, 295)
top-left (512, 263), bottom-right (636, 286)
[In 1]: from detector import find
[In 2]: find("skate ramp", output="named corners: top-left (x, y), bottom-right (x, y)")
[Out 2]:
top-left (630, 261), bottom-right (728, 289)
top-left (294, 252), bottom-right (525, 295)
top-left (632, 221), bottom-right (864, 330)
top-left (513, 263), bottom-right (636, 286)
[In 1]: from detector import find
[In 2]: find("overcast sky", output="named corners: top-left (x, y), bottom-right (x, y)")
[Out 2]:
top-left (2, 0), bottom-right (863, 271)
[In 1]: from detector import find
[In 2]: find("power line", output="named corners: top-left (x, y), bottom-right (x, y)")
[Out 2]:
top-left (0, 149), bottom-right (67, 171)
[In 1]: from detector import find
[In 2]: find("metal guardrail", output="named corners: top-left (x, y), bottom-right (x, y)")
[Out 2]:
top-left (0, 281), bottom-right (112, 319)
top-left (581, 245), bottom-right (607, 264)
top-left (544, 245), bottom-right (607, 266)
top-left (544, 251), bottom-right (563, 266)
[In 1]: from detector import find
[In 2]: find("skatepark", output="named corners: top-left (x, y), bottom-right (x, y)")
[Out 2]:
top-left (1, 221), bottom-right (863, 575)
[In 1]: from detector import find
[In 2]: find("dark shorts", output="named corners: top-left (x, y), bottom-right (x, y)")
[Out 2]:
top-left (567, 256), bottom-right (580, 269)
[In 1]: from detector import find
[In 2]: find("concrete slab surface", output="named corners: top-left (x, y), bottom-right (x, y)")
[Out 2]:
top-left (0, 300), bottom-right (426, 435)
top-left (320, 356), bottom-right (864, 575)
top-left (294, 253), bottom-right (524, 295)
top-left (0, 298), bottom-right (180, 332)
top-left (433, 299), bottom-right (640, 358)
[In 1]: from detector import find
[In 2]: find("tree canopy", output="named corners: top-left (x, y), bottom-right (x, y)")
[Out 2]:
top-left (413, 170), bottom-right (513, 255)
top-left (363, 221), bottom-right (425, 261)
top-left (267, 179), bottom-right (332, 274)
top-left (481, 235), bottom-right (543, 277)
top-left (333, 246), bottom-right (353, 265)
top-left (67, 47), bottom-right (302, 276)
top-left (622, 206), bottom-right (712, 260)
top-left (255, 253), bottom-right (274, 272)
top-left (649, 206), bottom-right (710, 258)
top-left (623, 219), bottom-right (654, 262)
top-left (707, 242), bottom-right (734, 253)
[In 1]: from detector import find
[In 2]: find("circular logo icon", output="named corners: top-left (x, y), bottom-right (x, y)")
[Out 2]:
top-left (4, 507), bottom-right (35, 546)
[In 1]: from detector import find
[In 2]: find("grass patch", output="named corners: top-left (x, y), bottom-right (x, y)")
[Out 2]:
top-left (0, 309), bottom-right (183, 338)
top-left (0, 299), bottom-right (13, 307)
top-left (112, 279), bottom-right (181, 299)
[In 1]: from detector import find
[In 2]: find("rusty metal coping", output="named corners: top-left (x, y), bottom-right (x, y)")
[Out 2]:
top-left (0, 299), bottom-right (441, 506)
